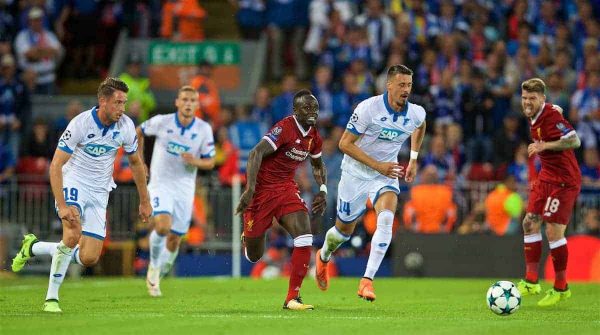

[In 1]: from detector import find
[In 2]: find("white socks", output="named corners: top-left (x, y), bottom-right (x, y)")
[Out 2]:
top-left (149, 230), bottom-right (166, 268)
top-left (320, 226), bottom-right (350, 262)
top-left (32, 241), bottom-right (58, 256)
top-left (364, 210), bottom-right (394, 280)
top-left (70, 245), bottom-right (83, 265)
top-left (158, 247), bottom-right (179, 270)
top-left (294, 234), bottom-right (313, 247)
top-left (46, 241), bottom-right (73, 301)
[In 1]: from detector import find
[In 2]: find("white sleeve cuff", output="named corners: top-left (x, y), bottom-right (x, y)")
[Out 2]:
top-left (560, 130), bottom-right (576, 139)
top-left (310, 152), bottom-right (322, 159)
top-left (263, 136), bottom-right (277, 150)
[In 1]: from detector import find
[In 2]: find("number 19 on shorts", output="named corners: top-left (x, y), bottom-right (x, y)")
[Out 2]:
top-left (543, 197), bottom-right (560, 217)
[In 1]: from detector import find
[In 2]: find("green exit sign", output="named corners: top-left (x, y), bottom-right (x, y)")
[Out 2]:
top-left (149, 41), bottom-right (240, 65)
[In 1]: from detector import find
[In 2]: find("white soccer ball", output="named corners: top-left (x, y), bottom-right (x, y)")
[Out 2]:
top-left (486, 281), bottom-right (521, 316)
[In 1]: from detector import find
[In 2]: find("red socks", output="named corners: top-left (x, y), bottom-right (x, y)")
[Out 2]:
top-left (524, 234), bottom-right (542, 283)
top-left (285, 246), bottom-right (311, 303)
top-left (550, 239), bottom-right (568, 291)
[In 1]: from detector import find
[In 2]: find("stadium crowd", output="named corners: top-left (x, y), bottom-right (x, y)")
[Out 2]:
top-left (0, 0), bottom-right (599, 264)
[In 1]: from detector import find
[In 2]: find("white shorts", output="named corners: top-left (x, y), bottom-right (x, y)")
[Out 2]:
top-left (148, 185), bottom-right (194, 236)
top-left (57, 179), bottom-right (109, 240)
top-left (336, 172), bottom-right (400, 223)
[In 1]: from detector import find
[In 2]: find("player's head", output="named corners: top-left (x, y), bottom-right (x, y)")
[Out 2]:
top-left (97, 77), bottom-right (129, 123)
top-left (386, 64), bottom-right (413, 107)
top-left (292, 89), bottom-right (319, 126)
top-left (175, 85), bottom-right (199, 118)
top-left (521, 78), bottom-right (546, 118)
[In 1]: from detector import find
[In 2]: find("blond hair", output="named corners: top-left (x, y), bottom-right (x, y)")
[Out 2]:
top-left (521, 78), bottom-right (546, 94)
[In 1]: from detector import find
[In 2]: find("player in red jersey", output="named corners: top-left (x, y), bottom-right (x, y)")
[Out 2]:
top-left (517, 78), bottom-right (582, 307)
top-left (235, 89), bottom-right (327, 310)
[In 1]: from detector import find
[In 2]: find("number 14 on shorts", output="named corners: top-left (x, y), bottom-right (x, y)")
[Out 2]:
top-left (544, 197), bottom-right (560, 217)
top-left (338, 199), bottom-right (350, 216)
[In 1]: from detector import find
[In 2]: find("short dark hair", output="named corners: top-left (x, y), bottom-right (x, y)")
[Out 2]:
top-left (98, 77), bottom-right (129, 99)
top-left (387, 64), bottom-right (413, 81)
top-left (293, 89), bottom-right (314, 105)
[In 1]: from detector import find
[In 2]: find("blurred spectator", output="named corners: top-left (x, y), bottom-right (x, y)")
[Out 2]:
top-left (0, 53), bottom-right (30, 157)
top-left (119, 54), bottom-right (156, 124)
top-left (580, 148), bottom-right (600, 187)
top-left (304, 0), bottom-right (353, 59)
top-left (53, 99), bottom-right (81, 143)
top-left (429, 68), bottom-right (461, 127)
top-left (214, 127), bottom-right (240, 186)
top-left (0, 140), bottom-right (15, 185)
top-left (20, 117), bottom-right (52, 160)
top-left (492, 113), bottom-right (522, 175)
top-left (507, 21), bottom-right (539, 57)
top-left (484, 175), bottom-right (524, 236)
top-left (55, 0), bottom-right (100, 78)
top-left (321, 135), bottom-right (342, 221)
top-left (311, 65), bottom-right (334, 127)
top-left (487, 53), bottom-right (513, 126)
top-left (190, 60), bottom-right (222, 128)
top-left (427, 0), bottom-right (468, 38)
top-left (549, 49), bottom-right (577, 93)
top-left (348, 59), bottom-right (374, 95)
top-left (160, 0), bottom-right (207, 41)
top-left (113, 148), bottom-right (133, 184)
top-left (250, 86), bottom-right (272, 126)
top-left (332, 72), bottom-right (369, 128)
top-left (578, 208), bottom-right (600, 237)
top-left (570, 71), bottom-right (600, 149)
top-left (446, 123), bottom-right (465, 174)
top-left (422, 135), bottom-right (456, 182)
top-left (230, 0), bottom-right (266, 40)
top-left (545, 69), bottom-right (570, 113)
top-left (461, 69), bottom-right (494, 163)
top-left (353, 0), bottom-right (394, 71)
top-left (403, 165), bottom-right (457, 234)
top-left (266, 0), bottom-right (309, 80)
top-left (320, 25), bottom-right (371, 81)
top-left (270, 74), bottom-right (297, 123)
top-left (14, 7), bottom-right (63, 94)
top-left (507, 142), bottom-right (529, 185)
top-left (229, 105), bottom-right (266, 174)
top-left (0, 2), bottom-right (17, 44)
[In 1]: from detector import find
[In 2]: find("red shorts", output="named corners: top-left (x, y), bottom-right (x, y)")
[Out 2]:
top-left (527, 180), bottom-right (580, 225)
top-left (242, 186), bottom-right (307, 238)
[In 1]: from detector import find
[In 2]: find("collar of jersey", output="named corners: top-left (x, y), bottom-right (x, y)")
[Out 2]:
top-left (174, 112), bottom-right (195, 134)
top-left (292, 115), bottom-right (311, 137)
top-left (383, 91), bottom-right (408, 122)
top-left (530, 103), bottom-right (545, 125)
top-left (91, 106), bottom-right (116, 136)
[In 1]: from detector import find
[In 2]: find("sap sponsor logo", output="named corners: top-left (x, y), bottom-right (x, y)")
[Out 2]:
top-left (166, 141), bottom-right (191, 155)
top-left (83, 144), bottom-right (116, 157)
top-left (378, 128), bottom-right (402, 141)
top-left (285, 147), bottom-right (309, 161)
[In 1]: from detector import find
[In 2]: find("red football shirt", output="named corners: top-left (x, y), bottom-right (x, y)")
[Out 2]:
top-left (529, 103), bottom-right (581, 186)
top-left (257, 116), bottom-right (322, 189)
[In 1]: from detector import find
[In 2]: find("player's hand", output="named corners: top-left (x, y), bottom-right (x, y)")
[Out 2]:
top-left (375, 162), bottom-right (403, 179)
top-left (311, 191), bottom-right (327, 216)
top-left (405, 159), bottom-right (418, 183)
top-left (58, 205), bottom-right (79, 225)
top-left (528, 141), bottom-right (545, 157)
top-left (181, 153), bottom-right (196, 166)
top-left (235, 189), bottom-right (254, 215)
top-left (139, 200), bottom-right (152, 223)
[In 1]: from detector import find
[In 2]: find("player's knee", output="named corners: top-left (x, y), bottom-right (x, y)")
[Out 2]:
top-left (522, 214), bottom-right (540, 234)
top-left (63, 231), bottom-right (81, 248)
top-left (335, 220), bottom-right (355, 236)
top-left (245, 249), bottom-right (262, 263)
top-left (545, 225), bottom-right (563, 242)
top-left (377, 210), bottom-right (394, 232)
top-left (79, 253), bottom-right (100, 266)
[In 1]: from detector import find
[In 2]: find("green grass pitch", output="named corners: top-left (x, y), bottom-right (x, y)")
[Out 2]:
top-left (1, 276), bottom-right (598, 335)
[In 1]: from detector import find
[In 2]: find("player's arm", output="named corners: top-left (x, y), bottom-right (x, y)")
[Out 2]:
top-left (310, 156), bottom-right (327, 215)
top-left (127, 151), bottom-right (152, 223)
top-left (235, 139), bottom-right (275, 215)
top-left (181, 154), bottom-right (215, 170)
top-left (135, 127), bottom-right (147, 163)
top-left (528, 131), bottom-right (581, 156)
top-left (49, 149), bottom-right (78, 223)
top-left (338, 130), bottom-right (401, 178)
top-left (405, 121), bottom-right (426, 183)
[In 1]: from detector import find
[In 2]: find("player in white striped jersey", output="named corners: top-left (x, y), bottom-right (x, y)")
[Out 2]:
top-left (11, 78), bottom-right (152, 313)
top-left (137, 86), bottom-right (215, 297)
top-left (315, 65), bottom-right (426, 301)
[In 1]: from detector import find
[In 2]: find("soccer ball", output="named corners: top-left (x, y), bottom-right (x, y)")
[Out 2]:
top-left (486, 281), bottom-right (521, 316)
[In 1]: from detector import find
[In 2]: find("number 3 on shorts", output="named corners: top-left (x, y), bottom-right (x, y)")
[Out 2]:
top-left (544, 197), bottom-right (560, 214)
top-left (153, 197), bottom-right (159, 208)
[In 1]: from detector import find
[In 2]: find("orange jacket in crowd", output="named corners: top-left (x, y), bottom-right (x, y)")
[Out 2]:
top-left (485, 184), bottom-right (524, 236)
top-left (160, 0), bottom-right (207, 41)
top-left (113, 148), bottom-right (133, 183)
top-left (190, 74), bottom-right (222, 127)
top-left (403, 184), bottom-right (457, 233)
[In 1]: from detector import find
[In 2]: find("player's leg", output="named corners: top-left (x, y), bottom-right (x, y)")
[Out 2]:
top-left (157, 197), bottom-right (194, 277)
top-left (359, 187), bottom-right (399, 302)
top-left (279, 211), bottom-right (314, 310)
top-left (147, 213), bottom-right (172, 297)
top-left (517, 212), bottom-right (543, 296)
top-left (158, 232), bottom-right (183, 277)
top-left (316, 175), bottom-right (367, 290)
